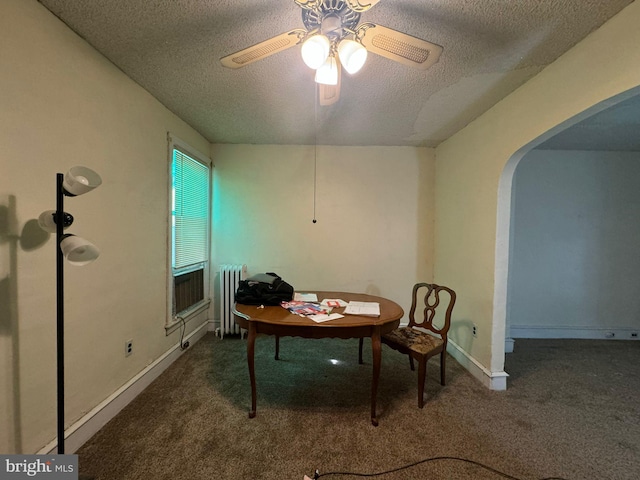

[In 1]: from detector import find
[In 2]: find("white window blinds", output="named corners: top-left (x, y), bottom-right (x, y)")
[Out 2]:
top-left (172, 148), bottom-right (210, 270)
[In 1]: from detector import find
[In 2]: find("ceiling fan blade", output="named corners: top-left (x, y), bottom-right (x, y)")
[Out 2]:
top-left (345, 0), bottom-right (381, 12)
top-left (318, 60), bottom-right (341, 106)
top-left (358, 23), bottom-right (443, 70)
top-left (220, 29), bottom-right (307, 69)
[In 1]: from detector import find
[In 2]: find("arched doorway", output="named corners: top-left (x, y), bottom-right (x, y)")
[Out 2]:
top-left (494, 86), bottom-right (640, 376)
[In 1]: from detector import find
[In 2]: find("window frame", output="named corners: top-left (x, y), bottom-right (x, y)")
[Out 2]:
top-left (166, 133), bottom-right (212, 331)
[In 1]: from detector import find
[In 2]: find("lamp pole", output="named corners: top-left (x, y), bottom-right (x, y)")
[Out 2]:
top-left (40, 167), bottom-right (101, 456)
top-left (56, 172), bottom-right (66, 454)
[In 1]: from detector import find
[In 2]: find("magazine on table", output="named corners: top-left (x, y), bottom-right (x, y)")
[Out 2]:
top-left (280, 300), bottom-right (333, 316)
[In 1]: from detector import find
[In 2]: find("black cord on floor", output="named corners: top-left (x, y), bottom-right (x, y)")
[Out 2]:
top-left (178, 316), bottom-right (189, 350)
top-left (310, 456), bottom-right (570, 480)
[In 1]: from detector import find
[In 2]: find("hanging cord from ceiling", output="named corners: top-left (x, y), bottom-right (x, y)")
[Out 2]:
top-left (312, 84), bottom-right (318, 224)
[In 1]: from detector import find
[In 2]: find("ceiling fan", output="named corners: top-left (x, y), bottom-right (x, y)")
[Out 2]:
top-left (220, 0), bottom-right (443, 105)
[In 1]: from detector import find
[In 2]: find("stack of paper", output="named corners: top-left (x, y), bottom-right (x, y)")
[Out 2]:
top-left (294, 292), bottom-right (319, 302)
top-left (308, 313), bottom-right (345, 323)
top-left (343, 301), bottom-right (380, 317)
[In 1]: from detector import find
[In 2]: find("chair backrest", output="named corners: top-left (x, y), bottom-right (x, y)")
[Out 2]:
top-left (407, 283), bottom-right (457, 341)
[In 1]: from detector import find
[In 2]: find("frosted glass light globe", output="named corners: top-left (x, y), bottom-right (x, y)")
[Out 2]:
top-left (338, 39), bottom-right (367, 74)
top-left (315, 56), bottom-right (339, 85)
top-left (301, 35), bottom-right (331, 70)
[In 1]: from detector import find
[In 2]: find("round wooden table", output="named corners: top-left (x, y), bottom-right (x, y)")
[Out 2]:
top-left (233, 291), bottom-right (404, 426)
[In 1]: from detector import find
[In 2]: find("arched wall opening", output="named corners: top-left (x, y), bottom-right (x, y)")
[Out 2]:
top-left (493, 86), bottom-right (640, 377)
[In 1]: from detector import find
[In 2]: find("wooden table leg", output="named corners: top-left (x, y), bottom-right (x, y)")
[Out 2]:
top-left (370, 327), bottom-right (381, 426)
top-left (247, 323), bottom-right (257, 418)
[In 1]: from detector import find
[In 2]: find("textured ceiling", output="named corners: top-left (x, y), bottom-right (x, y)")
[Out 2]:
top-left (38, 0), bottom-right (635, 147)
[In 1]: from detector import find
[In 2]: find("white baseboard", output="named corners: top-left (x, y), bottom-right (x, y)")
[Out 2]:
top-left (447, 340), bottom-right (508, 391)
top-left (38, 320), bottom-right (210, 454)
top-left (504, 337), bottom-right (515, 353)
top-left (510, 325), bottom-right (640, 340)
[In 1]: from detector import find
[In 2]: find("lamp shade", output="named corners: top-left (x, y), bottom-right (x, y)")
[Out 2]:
top-left (60, 234), bottom-right (100, 266)
top-left (301, 34), bottom-right (331, 70)
top-left (38, 210), bottom-right (74, 233)
top-left (63, 166), bottom-right (102, 196)
top-left (315, 56), bottom-right (339, 85)
top-left (337, 38), bottom-right (367, 74)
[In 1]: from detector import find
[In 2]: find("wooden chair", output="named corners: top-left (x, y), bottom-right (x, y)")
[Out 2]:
top-left (359, 283), bottom-right (456, 408)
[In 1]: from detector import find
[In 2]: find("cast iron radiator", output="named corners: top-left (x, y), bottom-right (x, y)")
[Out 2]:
top-left (219, 264), bottom-right (246, 338)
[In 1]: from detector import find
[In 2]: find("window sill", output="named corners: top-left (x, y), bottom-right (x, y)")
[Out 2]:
top-left (165, 299), bottom-right (210, 335)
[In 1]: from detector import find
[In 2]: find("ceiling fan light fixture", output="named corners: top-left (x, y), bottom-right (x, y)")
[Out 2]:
top-left (301, 34), bottom-right (331, 69)
top-left (221, 0), bottom-right (443, 106)
top-left (337, 38), bottom-right (367, 75)
top-left (315, 55), bottom-right (339, 85)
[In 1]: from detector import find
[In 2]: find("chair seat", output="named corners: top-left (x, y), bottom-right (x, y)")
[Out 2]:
top-left (383, 327), bottom-right (444, 355)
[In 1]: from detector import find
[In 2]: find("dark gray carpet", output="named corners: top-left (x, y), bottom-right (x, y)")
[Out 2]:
top-left (77, 334), bottom-right (640, 479)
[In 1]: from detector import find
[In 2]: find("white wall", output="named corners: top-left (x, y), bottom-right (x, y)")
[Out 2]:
top-left (508, 150), bottom-right (640, 338)
top-left (211, 144), bottom-right (435, 319)
top-left (0, 0), bottom-right (210, 453)
top-left (434, 1), bottom-right (640, 385)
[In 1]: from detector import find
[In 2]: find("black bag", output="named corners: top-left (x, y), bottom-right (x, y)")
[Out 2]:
top-left (235, 272), bottom-right (294, 306)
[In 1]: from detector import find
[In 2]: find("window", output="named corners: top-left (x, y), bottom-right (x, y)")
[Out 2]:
top-left (168, 135), bottom-right (211, 326)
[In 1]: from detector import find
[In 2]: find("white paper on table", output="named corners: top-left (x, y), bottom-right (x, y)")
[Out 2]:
top-left (343, 301), bottom-right (380, 317)
top-left (308, 313), bottom-right (344, 323)
top-left (294, 292), bottom-right (318, 302)
top-left (320, 298), bottom-right (348, 307)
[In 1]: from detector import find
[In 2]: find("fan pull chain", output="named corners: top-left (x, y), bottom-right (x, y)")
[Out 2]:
top-left (313, 84), bottom-right (318, 224)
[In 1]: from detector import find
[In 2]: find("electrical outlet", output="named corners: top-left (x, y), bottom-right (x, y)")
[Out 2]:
top-left (472, 324), bottom-right (477, 337)
top-left (631, 332), bottom-right (638, 339)
top-left (605, 332), bottom-right (615, 339)
top-left (125, 339), bottom-right (133, 357)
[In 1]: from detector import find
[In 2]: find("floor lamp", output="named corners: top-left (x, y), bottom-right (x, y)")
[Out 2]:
top-left (38, 166), bottom-right (102, 455)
